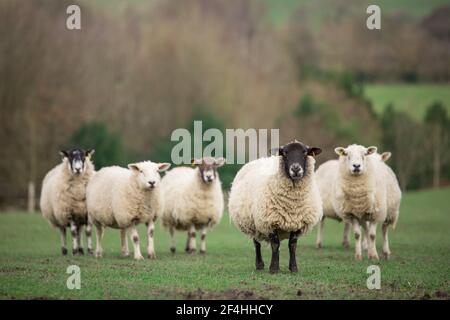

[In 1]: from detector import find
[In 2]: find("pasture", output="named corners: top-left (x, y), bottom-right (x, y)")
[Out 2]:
top-left (0, 187), bottom-right (449, 300)
top-left (365, 84), bottom-right (450, 120)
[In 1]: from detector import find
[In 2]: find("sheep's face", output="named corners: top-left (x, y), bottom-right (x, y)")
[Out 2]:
top-left (335, 144), bottom-right (377, 176)
top-left (128, 161), bottom-right (171, 190)
top-left (278, 141), bottom-right (322, 182)
top-left (60, 148), bottom-right (95, 175)
top-left (192, 157), bottom-right (226, 184)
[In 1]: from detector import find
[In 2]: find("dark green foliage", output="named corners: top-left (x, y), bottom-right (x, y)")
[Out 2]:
top-left (69, 122), bottom-right (126, 169)
top-left (150, 109), bottom-right (241, 190)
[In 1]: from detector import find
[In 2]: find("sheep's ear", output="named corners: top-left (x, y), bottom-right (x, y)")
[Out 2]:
top-left (381, 152), bottom-right (392, 162)
top-left (335, 147), bottom-right (347, 156)
top-left (191, 158), bottom-right (202, 167)
top-left (59, 150), bottom-right (69, 159)
top-left (214, 157), bottom-right (226, 167)
top-left (86, 149), bottom-right (95, 158)
top-left (128, 163), bottom-right (140, 172)
top-left (158, 163), bottom-right (171, 172)
top-left (307, 147), bottom-right (322, 157)
top-left (366, 146), bottom-right (377, 155)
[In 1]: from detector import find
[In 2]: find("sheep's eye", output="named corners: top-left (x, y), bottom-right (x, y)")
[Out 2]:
top-left (139, 170), bottom-right (143, 173)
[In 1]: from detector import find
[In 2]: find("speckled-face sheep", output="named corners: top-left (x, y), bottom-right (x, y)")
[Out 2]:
top-left (229, 140), bottom-right (322, 273)
top-left (333, 144), bottom-right (390, 260)
top-left (315, 152), bottom-right (393, 251)
top-left (160, 157), bottom-right (225, 255)
top-left (86, 161), bottom-right (171, 260)
top-left (40, 148), bottom-right (95, 255)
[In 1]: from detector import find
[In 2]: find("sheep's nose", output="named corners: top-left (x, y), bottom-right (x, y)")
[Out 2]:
top-left (148, 181), bottom-right (155, 188)
top-left (291, 164), bottom-right (301, 173)
top-left (353, 164), bottom-right (361, 169)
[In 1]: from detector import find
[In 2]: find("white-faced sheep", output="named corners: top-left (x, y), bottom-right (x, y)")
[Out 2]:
top-left (160, 157), bottom-right (225, 254)
top-left (333, 144), bottom-right (391, 260)
top-left (315, 152), bottom-right (393, 251)
top-left (86, 161), bottom-right (170, 260)
top-left (228, 140), bottom-right (322, 273)
top-left (40, 149), bottom-right (95, 255)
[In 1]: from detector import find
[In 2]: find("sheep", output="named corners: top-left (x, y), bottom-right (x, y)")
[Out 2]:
top-left (315, 152), bottom-right (393, 251)
top-left (371, 151), bottom-right (401, 259)
top-left (228, 140), bottom-right (323, 273)
top-left (86, 161), bottom-right (171, 260)
top-left (333, 144), bottom-right (390, 260)
top-left (160, 157), bottom-right (225, 255)
top-left (40, 148), bottom-right (95, 255)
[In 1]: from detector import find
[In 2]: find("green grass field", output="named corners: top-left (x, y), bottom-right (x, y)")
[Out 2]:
top-left (365, 84), bottom-right (450, 121)
top-left (0, 188), bottom-right (449, 300)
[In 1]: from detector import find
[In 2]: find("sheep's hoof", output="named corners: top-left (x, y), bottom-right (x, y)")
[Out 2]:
top-left (368, 253), bottom-right (379, 261)
top-left (95, 251), bottom-right (103, 258)
top-left (382, 252), bottom-right (391, 260)
top-left (255, 262), bottom-right (265, 270)
top-left (342, 241), bottom-right (350, 249)
top-left (269, 267), bottom-right (280, 274)
top-left (134, 255), bottom-right (144, 261)
top-left (186, 249), bottom-right (196, 255)
top-left (72, 249), bottom-right (79, 256)
top-left (122, 251), bottom-right (130, 257)
top-left (61, 247), bottom-right (68, 256)
top-left (147, 253), bottom-right (156, 260)
top-left (316, 243), bottom-right (322, 249)
top-left (78, 247), bottom-right (84, 255)
top-left (170, 247), bottom-right (176, 254)
top-left (87, 248), bottom-right (94, 256)
top-left (289, 266), bottom-right (298, 273)
top-left (199, 250), bottom-right (206, 255)
top-left (355, 253), bottom-right (362, 261)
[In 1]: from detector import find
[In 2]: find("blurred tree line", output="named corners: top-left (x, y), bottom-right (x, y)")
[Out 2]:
top-left (0, 0), bottom-right (449, 209)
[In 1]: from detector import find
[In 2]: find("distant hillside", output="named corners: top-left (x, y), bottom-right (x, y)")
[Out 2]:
top-left (365, 84), bottom-right (450, 121)
top-left (80, 0), bottom-right (450, 26)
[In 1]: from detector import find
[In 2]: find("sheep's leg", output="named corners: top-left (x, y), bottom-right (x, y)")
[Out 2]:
top-left (361, 221), bottom-right (369, 251)
top-left (85, 223), bottom-right (93, 255)
top-left (146, 221), bottom-right (156, 259)
top-left (352, 218), bottom-right (362, 260)
top-left (269, 231), bottom-right (280, 274)
top-left (76, 225), bottom-right (84, 255)
top-left (199, 226), bottom-right (207, 255)
top-left (187, 225), bottom-right (196, 254)
top-left (316, 217), bottom-right (324, 249)
top-left (288, 231), bottom-right (301, 273)
top-left (60, 227), bottom-right (68, 255)
top-left (70, 221), bottom-right (79, 255)
top-left (185, 231), bottom-right (190, 253)
top-left (382, 223), bottom-right (391, 260)
top-left (169, 228), bottom-right (176, 254)
top-left (94, 223), bottom-right (104, 258)
top-left (120, 228), bottom-right (129, 257)
top-left (253, 239), bottom-right (264, 270)
top-left (342, 222), bottom-right (351, 249)
top-left (367, 222), bottom-right (379, 260)
top-left (129, 224), bottom-right (144, 260)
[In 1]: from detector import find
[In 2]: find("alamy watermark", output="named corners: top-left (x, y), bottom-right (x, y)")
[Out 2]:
top-left (170, 121), bottom-right (279, 165)
top-left (366, 265), bottom-right (381, 290)
top-left (66, 265), bottom-right (81, 290)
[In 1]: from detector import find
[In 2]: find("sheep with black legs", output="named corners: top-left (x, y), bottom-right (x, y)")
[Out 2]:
top-left (229, 140), bottom-right (322, 273)
top-left (40, 149), bottom-right (95, 255)
top-left (86, 161), bottom-right (170, 260)
top-left (160, 157), bottom-right (225, 254)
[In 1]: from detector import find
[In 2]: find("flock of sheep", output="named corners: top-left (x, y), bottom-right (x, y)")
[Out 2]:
top-left (40, 140), bottom-right (401, 273)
